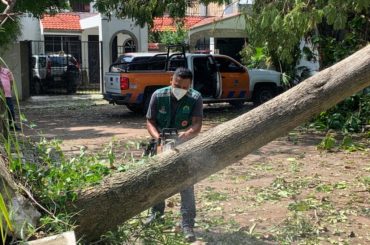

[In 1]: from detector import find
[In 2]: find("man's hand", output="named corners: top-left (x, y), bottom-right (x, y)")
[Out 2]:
top-left (178, 131), bottom-right (190, 140)
top-left (178, 116), bottom-right (202, 141)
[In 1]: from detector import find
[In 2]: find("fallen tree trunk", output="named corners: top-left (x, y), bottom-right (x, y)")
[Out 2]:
top-left (70, 45), bottom-right (370, 240)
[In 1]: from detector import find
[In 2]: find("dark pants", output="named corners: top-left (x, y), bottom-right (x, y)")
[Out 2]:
top-left (6, 97), bottom-right (15, 125)
top-left (152, 185), bottom-right (196, 228)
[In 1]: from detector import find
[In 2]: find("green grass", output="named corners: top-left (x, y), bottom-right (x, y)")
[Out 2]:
top-left (0, 193), bottom-right (14, 244)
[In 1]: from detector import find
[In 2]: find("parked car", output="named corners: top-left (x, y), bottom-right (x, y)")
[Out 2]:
top-left (31, 53), bottom-right (81, 94)
top-left (46, 54), bottom-right (81, 94)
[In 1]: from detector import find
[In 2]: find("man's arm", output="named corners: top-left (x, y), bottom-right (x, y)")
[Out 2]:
top-left (146, 92), bottom-right (160, 139)
top-left (146, 119), bottom-right (160, 140)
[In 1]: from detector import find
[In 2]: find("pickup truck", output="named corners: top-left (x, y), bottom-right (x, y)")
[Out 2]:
top-left (103, 52), bottom-right (282, 113)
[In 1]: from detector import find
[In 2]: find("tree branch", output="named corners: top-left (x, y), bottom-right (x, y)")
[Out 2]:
top-left (0, 0), bottom-right (16, 27)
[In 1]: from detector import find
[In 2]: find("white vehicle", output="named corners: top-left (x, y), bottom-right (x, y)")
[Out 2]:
top-left (247, 67), bottom-right (283, 104)
top-left (31, 53), bottom-right (81, 94)
top-left (31, 55), bottom-right (49, 94)
top-left (213, 54), bottom-right (283, 105)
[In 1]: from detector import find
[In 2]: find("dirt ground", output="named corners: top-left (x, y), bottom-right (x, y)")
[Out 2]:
top-left (21, 95), bottom-right (370, 244)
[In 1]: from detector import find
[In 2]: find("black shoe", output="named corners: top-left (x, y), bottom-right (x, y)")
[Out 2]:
top-left (143, 213), bottom-right (164, 226)
top-left (182, 227), bottom-right (196, 242)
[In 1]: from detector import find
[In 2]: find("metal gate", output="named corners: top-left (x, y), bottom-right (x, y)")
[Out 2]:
top-left (28, 39), bottom-right (103, 95)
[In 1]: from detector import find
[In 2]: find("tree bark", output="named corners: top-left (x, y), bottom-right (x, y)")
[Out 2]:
top-left (70, 45), bottom-right (370, 241)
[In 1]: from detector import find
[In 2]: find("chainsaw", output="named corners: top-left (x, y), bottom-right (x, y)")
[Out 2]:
top-left (144, 128), bottom-right (179, 156)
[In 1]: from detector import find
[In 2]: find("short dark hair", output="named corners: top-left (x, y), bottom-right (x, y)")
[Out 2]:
top-left (174, 67), bottom-right (193, 80)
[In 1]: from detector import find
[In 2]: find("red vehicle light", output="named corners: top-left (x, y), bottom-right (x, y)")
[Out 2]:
top-left (120, 77), bottom-right (129, 90)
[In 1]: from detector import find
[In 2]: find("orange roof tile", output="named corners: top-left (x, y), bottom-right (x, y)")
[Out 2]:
top-left (41, 13), bottom-right (81, 32)
top-left (152, 16), bottom-right (206, 32)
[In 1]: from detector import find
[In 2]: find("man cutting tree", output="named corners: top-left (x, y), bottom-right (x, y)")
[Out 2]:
top-left (146, 67), bottom-right (203, 242)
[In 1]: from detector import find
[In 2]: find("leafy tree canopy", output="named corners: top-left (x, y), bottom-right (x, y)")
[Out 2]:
top-left (244, 0), bottom-right (370, 66)
top-left (94, 0), bottom-right (228, 26)
top-left (1, 0), bottom-right (229, 47)
top-left (158, 23), bottom-right (188, 47)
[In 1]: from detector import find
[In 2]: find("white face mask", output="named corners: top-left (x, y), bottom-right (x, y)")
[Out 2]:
top-left (172, 87), bottom-right (188, 100)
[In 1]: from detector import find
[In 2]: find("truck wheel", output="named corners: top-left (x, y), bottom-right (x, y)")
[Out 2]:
top-left (252, 86), bottom-right (276, 105)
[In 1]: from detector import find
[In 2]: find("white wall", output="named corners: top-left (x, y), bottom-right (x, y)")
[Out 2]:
top-left (80, 14), bottom-right (148, 90)
top-left (297, 39), bottom-right (320, 76)
top-left (1, 14), bottom-right (41, 100)
top-left (116, 33), bottom-right (131, 47)
top-left (101, 16), bottom-right (148, 76)
top-left (1, 43), bottom-right (24, 99)
top-left (18, 14), bottom-right (41, 41)
top-left (80, 27), bottom-right (99, 78)
top-left (80, 14), bottom-right (101, 30)
top-left (81, 28), bottom-right (99, 42)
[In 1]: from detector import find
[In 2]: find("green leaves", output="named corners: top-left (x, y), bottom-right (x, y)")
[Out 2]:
top-left (311, 94), bottom-right (370, 133)
top-left (159, 23), bottom-right (188, 47)
top-left (0, 193), bottom-right (14, 244)
top-left (95, 0), bottom-right (231, 26)
top-left (243, 0), bottom-right (369, 71)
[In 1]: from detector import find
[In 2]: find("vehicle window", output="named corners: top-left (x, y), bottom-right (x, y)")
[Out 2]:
top-left (132, 57), bottom-right (150, 63)
top-left (49, 57), bottom-right (68, 67)
top-left (215, 57), bottom-right (243, 72)
top-left (168, 56), bottom-right (186, 71)
top-left (111, 55), bottom-right (167, 71)
top-left (193, 56), bottom-right (217, 74)
top-left (149, 56), bottom-right (166, 70)
top-left (193, 56), bottom-right (218, 97)
top-left (129, 56), bottom-right (166, 70)
top-left (116, 55), bottom-right (134, 63)
top-left (49, 56), bottom-right (77, 67)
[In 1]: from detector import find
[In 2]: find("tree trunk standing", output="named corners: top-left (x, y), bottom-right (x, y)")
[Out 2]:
top-left (70, 45), bottom-right (370, 241)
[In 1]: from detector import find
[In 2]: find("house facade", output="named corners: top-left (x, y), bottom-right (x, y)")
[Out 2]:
top-left (151, 1), bottom-right (249, 61)
top-left (2, 1), bottom-right (148, 99)
top-left (153, 0), bottom-right (318, 73)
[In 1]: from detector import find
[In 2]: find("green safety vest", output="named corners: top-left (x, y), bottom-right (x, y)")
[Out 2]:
top-left (155, 86), bottom-right (200, 130)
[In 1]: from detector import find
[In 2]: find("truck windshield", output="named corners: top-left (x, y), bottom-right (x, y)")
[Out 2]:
top-left (115, 56), bottom-right (135, 63)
